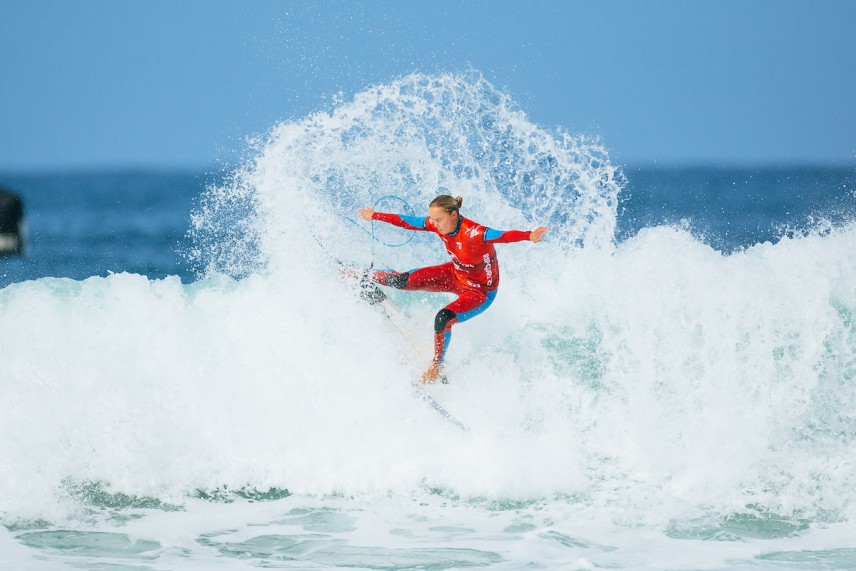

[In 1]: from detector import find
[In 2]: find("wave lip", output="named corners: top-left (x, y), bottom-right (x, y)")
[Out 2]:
top-left (188, 71), bottom-right (624, 279)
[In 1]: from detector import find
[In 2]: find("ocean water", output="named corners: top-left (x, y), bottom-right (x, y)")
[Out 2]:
top-left (1, 71), bottom-right (856, 570)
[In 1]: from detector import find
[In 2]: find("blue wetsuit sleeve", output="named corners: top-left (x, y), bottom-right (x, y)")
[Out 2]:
top-left (484, 228), bottom-right (531, 243)
top-left (372, 212), bottom-right (429, 231)
top-left (398, 214), bottom-right (428, 230)
top-left (484, 228), bottom-right (503, 241)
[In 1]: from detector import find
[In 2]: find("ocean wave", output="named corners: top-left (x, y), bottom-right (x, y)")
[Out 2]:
top-left (2, 73), bottom-right (855, 528)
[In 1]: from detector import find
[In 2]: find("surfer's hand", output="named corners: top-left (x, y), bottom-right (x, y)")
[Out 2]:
top-left (530, 226), bottom-right (549, 242)
top-left (358, 208), bottom-right (374, 221)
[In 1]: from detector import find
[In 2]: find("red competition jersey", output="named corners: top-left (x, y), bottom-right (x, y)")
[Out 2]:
top-left (372, 212), bottom-right (531, 292)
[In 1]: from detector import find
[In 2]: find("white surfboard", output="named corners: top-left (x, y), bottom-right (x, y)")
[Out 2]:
top-left (355, 272), bottom-right (469, 432)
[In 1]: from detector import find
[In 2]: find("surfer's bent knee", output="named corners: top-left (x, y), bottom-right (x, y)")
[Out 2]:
top-left (434, 308), bottom-right (457, 333)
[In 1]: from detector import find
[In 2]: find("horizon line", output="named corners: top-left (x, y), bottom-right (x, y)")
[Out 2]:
top-left (1, 159), bottom-right (854, 178)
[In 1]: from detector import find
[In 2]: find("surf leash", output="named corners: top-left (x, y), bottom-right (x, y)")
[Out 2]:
top-left (344, 194), bottom-right (417, 266)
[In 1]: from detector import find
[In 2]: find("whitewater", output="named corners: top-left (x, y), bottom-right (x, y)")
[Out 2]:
top-left (2, 72), bottom-right (856, 569)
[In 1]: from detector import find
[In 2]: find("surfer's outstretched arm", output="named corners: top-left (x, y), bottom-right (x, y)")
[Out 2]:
top-left (484, 226), bottom-right (549, 243)
top-left (357, 208), bottom-right (428, 232)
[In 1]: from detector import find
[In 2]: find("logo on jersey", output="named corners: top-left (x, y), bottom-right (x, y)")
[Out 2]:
top-left (448, 252), bottom-right (474, 269)
top-left (466, 226), bottom-right (481, 239)
top-left (483, 253), bottom-right (494, 285)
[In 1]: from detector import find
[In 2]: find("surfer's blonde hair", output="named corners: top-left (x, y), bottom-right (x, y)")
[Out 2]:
top-left (430, 195), bottom-right (463, 213)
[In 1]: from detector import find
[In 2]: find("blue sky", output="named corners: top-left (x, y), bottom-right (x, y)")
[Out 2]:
top-left (1, 0), bottom-right (854, 170)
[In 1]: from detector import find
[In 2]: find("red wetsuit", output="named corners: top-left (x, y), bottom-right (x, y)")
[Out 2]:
top-left (369, 212), bottom-right (531, 365)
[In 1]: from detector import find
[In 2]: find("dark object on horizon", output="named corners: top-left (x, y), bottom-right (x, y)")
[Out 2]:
top-left (0, 187), bottom-right (25, 256)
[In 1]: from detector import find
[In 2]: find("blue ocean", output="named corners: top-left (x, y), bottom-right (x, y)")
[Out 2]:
top-left (1, 72), bottom-right (855, 570)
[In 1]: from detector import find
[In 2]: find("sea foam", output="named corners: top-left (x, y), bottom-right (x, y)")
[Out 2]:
top-left (2, 72), bottom-right (854, 530)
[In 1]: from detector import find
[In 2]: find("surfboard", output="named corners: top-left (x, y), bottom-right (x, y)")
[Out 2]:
top-left (351, 269), bottom-right (469, 432)
top-left (413, 386), bottom-right (469, 431)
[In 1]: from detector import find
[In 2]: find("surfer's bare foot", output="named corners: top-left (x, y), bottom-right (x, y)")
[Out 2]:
top-left (420, 363), bottom-right (444, 384)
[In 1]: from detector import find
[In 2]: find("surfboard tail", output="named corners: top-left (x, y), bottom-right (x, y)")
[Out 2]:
top-left (412, 385), bottom-right (469, 432)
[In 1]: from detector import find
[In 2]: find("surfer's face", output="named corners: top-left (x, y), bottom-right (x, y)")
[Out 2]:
top-left (429, 206), bottom-right (459, 235)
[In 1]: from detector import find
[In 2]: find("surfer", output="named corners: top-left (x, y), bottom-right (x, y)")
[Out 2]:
top-left (358, 195), bottom-right (548, 384)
